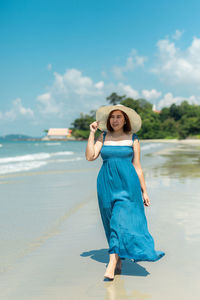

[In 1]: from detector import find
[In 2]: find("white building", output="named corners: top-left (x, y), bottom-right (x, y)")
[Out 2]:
top-left (152, 104), bottom-right (161, 113)
top-left (42, 128), bottom-right (73, 140)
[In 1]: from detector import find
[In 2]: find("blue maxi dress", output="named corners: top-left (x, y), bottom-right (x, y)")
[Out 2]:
top-left (97, 131), bottom-right (165, 262)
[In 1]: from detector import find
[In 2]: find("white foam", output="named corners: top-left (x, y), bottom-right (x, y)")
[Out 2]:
top-left (52, 151), bottom-right (74, 156)
top-left (0, 151), bottom-right (78, 175)
top-left (0, 144), bottom-right (2, 148)
top-left (0, 161), bottom-right (47, 175)
top-left (0, 153), bottom-right (51, 164)
top-left (0, 151), bottom-right (74, 164)
top-left (50, 157), bottom-right (83, 163)
top-left (0, 156), bottom-right (82, 175)
top-left (45, 142), bottom-right (61, 146)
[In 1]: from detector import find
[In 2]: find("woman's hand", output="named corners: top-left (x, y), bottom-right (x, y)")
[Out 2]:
top-left (142, 192), bottom-right (150, 207)
top-left (89, 121), bottom-right (99, 133)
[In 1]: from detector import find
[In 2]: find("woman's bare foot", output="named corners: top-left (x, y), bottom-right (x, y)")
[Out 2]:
top-left (115, 257), bottom-right (122, 274)
top-left (104, 254), bottom-right (118, 279)
top-left (104, 261), bottom-right (117, 279)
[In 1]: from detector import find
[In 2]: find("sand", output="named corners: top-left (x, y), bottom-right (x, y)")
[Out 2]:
top-left (0, 141), bottom-right (200, 300)
top-left (142, 138), bottom-right (200, 145)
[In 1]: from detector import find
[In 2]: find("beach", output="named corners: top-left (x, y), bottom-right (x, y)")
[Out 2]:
top-left (0, 139), bottom-right (200, 299)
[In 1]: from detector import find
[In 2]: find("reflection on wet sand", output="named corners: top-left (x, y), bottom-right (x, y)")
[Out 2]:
top-left (148, 143), bottom-right (200, 179)
top-left (81, 248), bottom-right (152, 299)
top-left (103, 276), bottom-right (151, 300)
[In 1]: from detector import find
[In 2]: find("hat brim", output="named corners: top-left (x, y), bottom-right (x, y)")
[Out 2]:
top-left (96, 104), bottom-right (142, 133)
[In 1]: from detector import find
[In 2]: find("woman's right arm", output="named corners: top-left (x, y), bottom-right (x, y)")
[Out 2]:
top-left (85, 121), bottom-right (104, 161)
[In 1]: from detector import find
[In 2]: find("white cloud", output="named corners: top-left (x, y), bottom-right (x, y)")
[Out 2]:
top-left (37, 93), bottom-right (50, 102)
top-left (157, 39), bottom-right (177, 58)
top-left (62, 69), bottom-right (93, 96)
top-left (47, 63), bottom-right (52, 71)
top-left (142, 89), bottom-right (162, 100)
top-left (152, 36), bottom-right (200, 87)
top-left (157, 92), bottom-right (198, 109)
top-left (112, 49), bottom-right (147, 79)
top-left (36, 68), bottom-right (105, 118)
top-left (37, 93), bottom-right (63, 115)
top-left (14, 98), bottom-right (34, 117)
top-left (0, 98), bottom-right (34, 121)
top-left (55, 69), bottom-right (104, 96)
top-left (95, 81), bottom-right (104, 89)
top-left (117, 83), bottom-right (139, 99)
top-left (39, 66), bottom-right (199, 118)
top-left (4, 110), bottom-right (16, 121)
top-left (172, 29), bottom-right (184, 40)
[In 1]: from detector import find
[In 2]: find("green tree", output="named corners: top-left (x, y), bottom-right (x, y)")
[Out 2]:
top-left (159, 107), bottom-right (170, 122)
top-left (71, 112), bottom-right (95, 130)
top-left (70, 112), bottom-right (98, 139)
top-left (169, 103), bottom-right (182, 121)
top-left (160, 118), bottom-right (178, 138)
top-left (137, 98), bottom-right (153, 111)
top-left (121, 98), bottom-right (141, 113)
top-left (106, 93), bottom-right (126, 105)
top-left (70, 93), bottom-right (200, 140)
top-left (178, 116), bottom-right (200, 138)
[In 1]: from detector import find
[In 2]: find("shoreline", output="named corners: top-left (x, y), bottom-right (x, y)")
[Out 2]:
top-left (1, 137), bottom-right (200, 144)
top-left (141, 139), bottom-right (200, 144)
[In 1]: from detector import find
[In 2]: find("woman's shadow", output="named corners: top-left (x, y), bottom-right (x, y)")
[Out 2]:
top-left (80, 248), bottom-right (150, 277)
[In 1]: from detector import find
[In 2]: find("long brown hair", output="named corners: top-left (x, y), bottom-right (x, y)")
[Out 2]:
top-left (106, 109), bottom-right (132, 133)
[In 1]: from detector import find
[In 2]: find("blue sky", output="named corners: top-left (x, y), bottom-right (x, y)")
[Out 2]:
top-left (1, 0), bottom-right (200, 136)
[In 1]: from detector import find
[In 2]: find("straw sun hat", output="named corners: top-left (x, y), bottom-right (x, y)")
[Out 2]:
top-left (96, 104), bottom-right (142, 133)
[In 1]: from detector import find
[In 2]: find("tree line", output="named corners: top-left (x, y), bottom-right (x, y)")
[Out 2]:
top-left (70, 93), bottom-right (200, 139)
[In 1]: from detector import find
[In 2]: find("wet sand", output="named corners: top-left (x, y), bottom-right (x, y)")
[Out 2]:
top-left (142, 138), bottom-right (200, 145)
top-left (0, 141), bottom-right (200, 299)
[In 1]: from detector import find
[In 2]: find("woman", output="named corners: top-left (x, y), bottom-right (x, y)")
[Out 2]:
top-left (85, 104), bottom-right (165, 281)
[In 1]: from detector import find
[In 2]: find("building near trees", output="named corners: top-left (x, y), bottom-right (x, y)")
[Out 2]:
top-left (152, 104), bottom-right (161, 113)
top-left (42, 128), bottom-right (73, 140)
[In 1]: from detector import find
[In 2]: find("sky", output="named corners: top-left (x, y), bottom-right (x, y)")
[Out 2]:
top-left (1, 0), bottom-right (200, 136)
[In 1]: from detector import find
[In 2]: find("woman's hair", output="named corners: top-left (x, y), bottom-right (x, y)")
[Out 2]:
top-left (106, 109), bottom-right (132, 133)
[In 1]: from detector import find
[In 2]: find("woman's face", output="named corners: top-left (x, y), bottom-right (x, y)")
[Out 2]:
top-left (109, 110), bottom-right (126, 131)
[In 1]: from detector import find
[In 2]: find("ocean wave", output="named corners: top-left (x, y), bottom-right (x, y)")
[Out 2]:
top-left (50, 157), bottom-right (83, 163)
top-left (0, 144), bottom-right (2, 148)
top-left (0, 161), bottom-right (47, 175)
top-left (0, 151), bottom-right (74, 164)
top-left (0, 156), bottom-right (82, 175)
top-left (45, 142), bottom-right (61, 146)
top-left (34, 142), bottom-right (62, 146)
top-left (52, 151), bottom-right (74, 156)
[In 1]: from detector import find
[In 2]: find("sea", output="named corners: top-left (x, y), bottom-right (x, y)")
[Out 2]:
top-left (0, 140), bottom-right (84, 175)
top-left (0, 139), bottom-right (167, 176)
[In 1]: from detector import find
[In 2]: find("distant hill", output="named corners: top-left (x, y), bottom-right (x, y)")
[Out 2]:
top-left (0, 134), bottom-right (41, 140)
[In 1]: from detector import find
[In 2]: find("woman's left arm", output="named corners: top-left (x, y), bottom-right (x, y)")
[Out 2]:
top-left (132, 139), bottom-right (150, 207)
